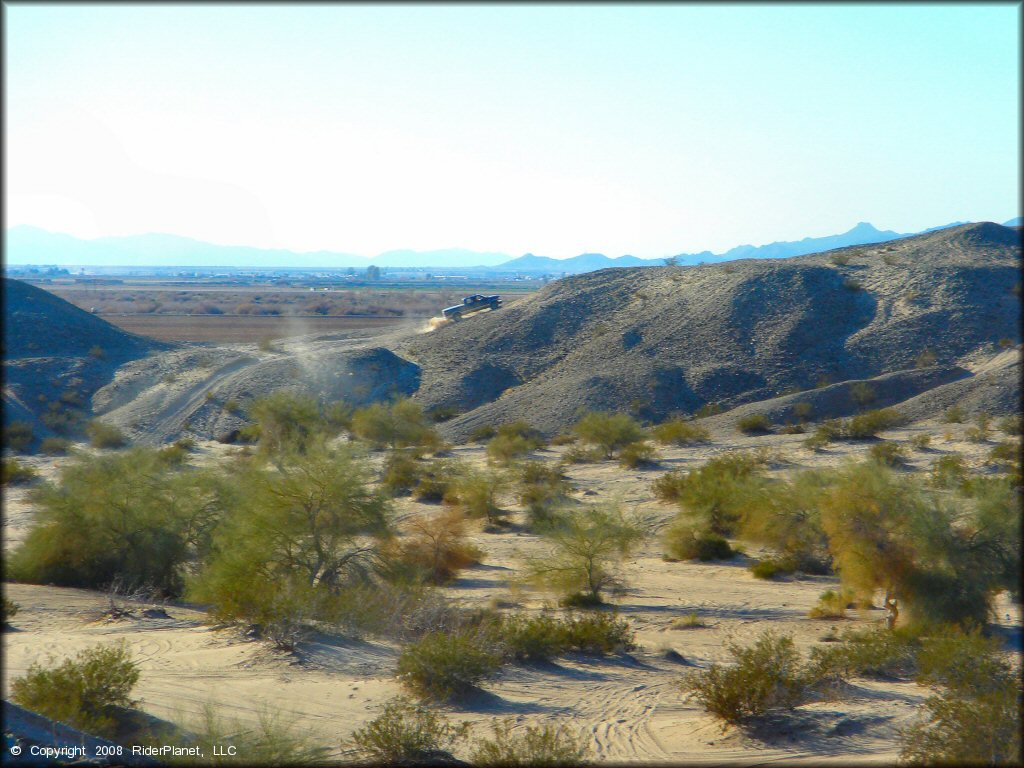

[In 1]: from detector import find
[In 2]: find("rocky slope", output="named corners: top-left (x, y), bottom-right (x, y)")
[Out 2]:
top-left (400, 223), bottom-right (1020, 440)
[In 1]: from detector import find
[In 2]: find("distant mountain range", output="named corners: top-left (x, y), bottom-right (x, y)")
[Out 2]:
top-left (4, 218), bottom-right (1019, 274)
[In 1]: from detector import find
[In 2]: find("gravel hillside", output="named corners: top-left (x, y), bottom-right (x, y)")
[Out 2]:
top-left (401, 223), bottom-right (1021, 440)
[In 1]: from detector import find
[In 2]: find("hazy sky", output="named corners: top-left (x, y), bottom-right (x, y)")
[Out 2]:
top-left (5, 3), bottom-right (1020, 258)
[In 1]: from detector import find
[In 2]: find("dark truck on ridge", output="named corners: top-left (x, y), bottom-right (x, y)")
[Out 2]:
top-left (442, 294), bottom-right (502, 321)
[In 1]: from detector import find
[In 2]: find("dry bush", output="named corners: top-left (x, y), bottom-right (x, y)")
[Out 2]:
top-left (2, 458), bottom-right (37, 486)
top-left (664, 523), bottom-right (734, 561)
top-left (652, 470), bottom-right (687, 502)
top-left (671, 612), bottom-right (707, 630)
top-left (652, 419), bottom-right (709, 446)
top-left (909, 433), bottom-right (932, 451)
top-left (808, 589), bottom-right (850, 619)
top-left (943, 406), bottom-right (966, 424)
top-left (997, 414), bottom-right (1022, 435)
top-left (350, 696), bottom-right (470, 763)
top-left (11, 641), bottom-right (139, 738)
top-left (87, 420), bottom-right (128, 449)
top-left (390, 509), bottom-right (482, 584)
top-left (830, 253), bottom-right (852, 266)
top-left (869, 441), bottom-right (909, 467)
top-left (749, 558), bottom-right (792, 580)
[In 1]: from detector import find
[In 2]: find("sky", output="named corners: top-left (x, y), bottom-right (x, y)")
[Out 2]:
top-left (4, 3), bottom-right (1020, 259)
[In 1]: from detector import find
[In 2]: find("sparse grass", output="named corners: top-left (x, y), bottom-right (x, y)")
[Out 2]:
top-left (350, 696), bottom-right (470, 763)
top-left (652, 419), bottom-right (709, 446)
top-left (736, 413), bottom-right (772, 435)
top-left (471, 719), bottom-right (590, 767)
top-left (671, 612), bottom-right (707, 630)
top-left (181, 702), bottom-right (331, 765)
top-left (396, 629), bottom-right (503, 701)
top-left (11, 640), bottom-right (140, 738)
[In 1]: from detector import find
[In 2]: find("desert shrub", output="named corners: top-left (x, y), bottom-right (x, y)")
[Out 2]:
top-left (157, 443), bottom-right (190, 466)
top-left (909, 433), bottom-right (931, 451)
top-left (388, 509), bottom-right (481, 584)
top-left (381, 450), bottom-right (424, 496)
top-left (470, 424), bottom-right (498, 443)
top-left (413, 458), bottom-right (461, 502)
top-left (471, 719), bottom-right (590, 767)
top-left (694, 402), bottom-right (724, 418)
top-left (806, 627), bottom-right (921, 691)
top-left (351, 398), bottom-right (440, 450)
top-left (652, 470), bottom-right (687, 502)
top-left (561, 444), bottom-right (602, 464)
top-left (41, 402), bottom-right (85, 436)
top-left (351, 696), bottom-right (470, 763)
top-left (561, 612), bottom-right (636, 654)
top-left (830, 253), bottom-right (852, 266)
top-left (572, 411), bottom-right (647, 458)
top-left (869, 441), bottom-right (908, 467)
top-left (185, 702), bottom-right (331, 765)
top-left (843, 278), bottom-right (863, 291)
top-left (37, 436), bottom-right (69, 456)
top-left (11, 641), bottom-right (139, 738)
top-left (525, 503), bottom-right (648, 604)
top-left (8, 449), bottom-right (216, 596)
top-left (246, 390), bottom-right (325, 455)
top-left (843, 407), bottom-right (906, 438)
top-left (807, 589), bottom-right (849, 619)
top-left (447, 466), bottom-right (507, 526)
top-left (3, 596), bottom-right (19, 625)
top-left (964, 426), bottom-right (989, 443)
top-left (2, 457), bottom-right (37, 485)
top-left (778, 423), bottom-right (806, 434)
top-left (396, 629), bottom-right (503, 701)
top-left (791, 401), bottom-right (814, 422)
top-left (257, 336), bottom-right (276, 352)
top-left (749, 558), bottom-right (791, 580)
top-left (188, 446), bottom-right (391, 644)
top-left (652, 419), bottom-right (709, 446)
top-left (3, 420), bottom-right (34, 452)
top-left (484, 612), bottom-right (569, 662)
top-left (487, 433), bottom-right (538, 464)
top-left (736, 413), bottom-right (772, 435)
top-left (516, 461), bottom-right (570, 529)
top-left (680, 631), bottom-right (809, 725)
top-left (914, 348), bottom-right (937, 368)
top-left (222, 399), bottom-right (241, 414)
top-left (671, 612), bottom-right (707, 630)
top-left (943, 406), bottom-right (966, 424)
top-left (803, 429), bottom-right (832, 451)
top-left (987, 440), bottom-right (1019, 469)
top-left (89, 344), bottom-right (106, 359)
top-left (900, 629), bottom-right (1022, 765)
top-left (667, 452), bottom-right (762, 535)
top-left (997, 414), bottom-right (1022, 435)
top-left (427, 404), bottom-right (460, 423)
top-left (664, 523), bottom-right (733, 561)
top-left (930, 454), bottom-right (968, 489)
top-left (86, 420), bottom-right (127, 449)
top-left (618, 440), bottom-right (658, 468)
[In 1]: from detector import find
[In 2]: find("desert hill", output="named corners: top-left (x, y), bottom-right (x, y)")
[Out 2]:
top-left (401, 222), bottom-right (1021, 440)
top-left (2, 278), bottom-right (167, 441)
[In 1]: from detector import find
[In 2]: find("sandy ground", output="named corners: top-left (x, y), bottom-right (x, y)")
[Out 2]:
top-left (4, 420), bottom-right (1020, 765)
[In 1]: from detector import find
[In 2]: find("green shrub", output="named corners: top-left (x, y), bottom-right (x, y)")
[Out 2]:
top-left (792, 401), bottom-right (814, 423)
top-left (987, 440), bottom-right (1019, 469)
top-left (997, 414), bottom-right (1022, 436)
top-left (516, 461), bottom-right (570, 529)
top-left (413, 459), bottom-right (461, 503)
top-left (222, 399), bottom-right (241, 414)
top-left (3, 596), bottom-right (19, 625)
top-left (652, 419), bottom-right (709, 446)
top-left (41, 403), bottom-right (85, 436)
top-left (665, 452), bottom-right (762, 535)
top-left (807, 627), bottom-right (921, 682)
top-left (652, 470), bottom-right (687, 502)
top-left (844, 408), bottom-right (906, 438)
top-left (471, 719), bottom-right (589, 767)
top-left (930, 454), bottom-right (968, 489)
top-left (736, 413), bottom-right (772, 435)
top-left (909, 433), bottom-right (931, 451)
top-left (351, 398), bottom-right (440, 450)
top-left (2, 457), bottom-right (37, 485)
top-left (749, 557), bottom-right (791, 580)
top-left (38, 437), bottom-right (71, 455)
top-left (11, 641), bottom-right (139, 738)
top-left (561, 612), bottom-right (636, 655)
top-left (830, 253), bottom-right (852, 266)
top-left (680, 632), bottom-right (809, 724)
top-left (86, 420), bottom-right (128, 449)
top-left (807, 589), bottom-right (848, 619)
top-left (964, 425), bottom-right (989, 444)
top-left (561, 445), bottom-right (602, 464)
top-left (3, 420), bottom-right (34, 452)
top-left (485, 613), bottom-right (569, 662)
top-left (664, 523), bottom-right (734, 561)
top-left (869, 441), bottom-right (908, 467)
top-left (572, 412), bottom-right (647, 458)
top-left (8, 449), bottom-right (211, 596)
top-left (351, 696), bottom-right (470, 763)
top-left (943, 406), bottom-right (966, 424)
top-left (470, 424), bottom-right (498, 443)
top-left (447, 467), bottom-right (507, 526)
top-left (487, 433), bottom-right (537, 464)
top-left (396, 629), bottom-right (503, 701)
top-left (382, 450), bottom-right (424, 496)
top-left (618, 440), bottom-right (658, 468)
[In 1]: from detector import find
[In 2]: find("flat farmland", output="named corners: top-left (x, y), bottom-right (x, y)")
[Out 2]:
top-left (102, 313), bottom-right (413, 343)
